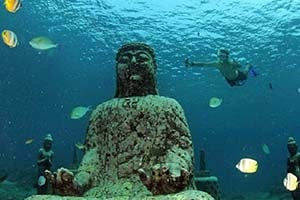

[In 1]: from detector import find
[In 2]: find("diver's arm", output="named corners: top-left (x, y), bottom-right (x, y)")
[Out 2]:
top-left (185, 58), bottom-right (219, 68)
top-left (190, 61), bottom-right (219, 68)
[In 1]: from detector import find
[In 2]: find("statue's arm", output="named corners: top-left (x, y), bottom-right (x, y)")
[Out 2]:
top-left (165, 101), bottom-right (193, 171)
top-left (74, 148), bottom-right (100, 190)
top-left (138, 100), bottom-right (194, 195)
top-left (37, 149), bottom-right (46, 165)
top-left (287, 158), bottom-right (292, 173)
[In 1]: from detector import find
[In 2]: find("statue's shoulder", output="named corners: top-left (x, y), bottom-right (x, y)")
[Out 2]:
top-left (144, 95), bottom-right (183, 108)
top-left (141, 96), bottom-right (185, 116)
top-left (93, 95), bottom-right (182, 108)
top-left (90, 95), bottom-right (184, 117)
top-left (38, 148), bottom-right (44, 153)
top-left (91, 98), bottom-right (119, 113)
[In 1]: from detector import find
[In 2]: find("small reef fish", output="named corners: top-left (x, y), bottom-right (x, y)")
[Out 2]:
top-left (2, 30), bottom-right (18, 48)
top-left (29, 37), bottom-right (57, 50)
top-left (4, 0), bottom-right (21, 13)
top-left (298, 88), bottom-right (300, 94)
top-left (268, 83), bottom-right (273, 90)
top-left (70, 106), bottom-right (92, 119)
top-left (236, 158), bottom-right (258, 173)
top-left (262, 143), bottom-right (270, 154)
top-left (283, 173), bottom-right (299, 191)
top-left (209, 97), bottom-right (223, 108)
top-left (75, 143), bottom-right (85, 150)
top-left (38, 175), bottom-right (46, 186)
top-left (25, 138), bottom-right (34, 144)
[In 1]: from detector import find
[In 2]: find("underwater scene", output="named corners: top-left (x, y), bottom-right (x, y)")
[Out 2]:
top-left (0, 0), bottom-right (300, 199)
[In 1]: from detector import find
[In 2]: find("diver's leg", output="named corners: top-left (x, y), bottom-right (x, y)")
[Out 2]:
top-left (243, 64), bottom-right (258, 77)
top-left (244, 64), bottom-right (252, 72)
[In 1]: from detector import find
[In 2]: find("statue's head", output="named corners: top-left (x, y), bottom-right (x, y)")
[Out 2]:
top-left (115, 43), bottom-right (158, 98)
top-left (43, 134), bottom-right (53, 151)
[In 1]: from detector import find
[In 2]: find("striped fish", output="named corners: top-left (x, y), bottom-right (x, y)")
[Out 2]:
top-left (2, 30), bottom-right (18, 48)
top-left (4, 0), bottom-right (22, 13)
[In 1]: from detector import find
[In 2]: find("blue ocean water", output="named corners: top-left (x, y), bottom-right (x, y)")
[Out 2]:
top-left (0, 0), bottom-right (300, 197)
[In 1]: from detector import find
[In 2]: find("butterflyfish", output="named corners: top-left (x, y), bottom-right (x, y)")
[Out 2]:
top-left (236, 158), bottom-right (258, 173)
top-left (4, 0), bottom-right (21, 13)
top-left (283, 173), bottom-right (299, 191)
top-left (2, 30), bottom-right (18, 48)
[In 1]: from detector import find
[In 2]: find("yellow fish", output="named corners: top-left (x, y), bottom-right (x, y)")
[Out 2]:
top-left (25, 138), bottom-right (34, 144)
top-left (4, 0), bottom-right (22, 13)
top-left (209, 97), bottom-right (223, 108)
top-left (283, 173), bottom-right (299, 191)
top-left (236, 158), bottom-right (258, 173)
top-left (70, 106), bottom-right (92, 119)
top-left (2, 30), bottom-right (18, 48)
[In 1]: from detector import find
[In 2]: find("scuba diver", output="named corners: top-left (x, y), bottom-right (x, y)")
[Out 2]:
top-left (185, 48), bottom-right (258, 87)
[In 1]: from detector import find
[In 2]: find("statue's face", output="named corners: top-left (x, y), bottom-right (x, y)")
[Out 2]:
top-left (288, 143), bottom-right (298, 156)
top-left (117, 50), bottom-right (154, 82)
top-left (44, 140), bottom-right (52, 151)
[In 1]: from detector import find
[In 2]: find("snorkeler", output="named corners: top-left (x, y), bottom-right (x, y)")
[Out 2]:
top-left (185, 48), bottom-right (258, 87)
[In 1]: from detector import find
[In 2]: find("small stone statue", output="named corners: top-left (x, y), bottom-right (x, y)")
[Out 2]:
top-left (287, 137), bottom-right (300, 200)
top-left (37, 134), bottom-right (54, 194)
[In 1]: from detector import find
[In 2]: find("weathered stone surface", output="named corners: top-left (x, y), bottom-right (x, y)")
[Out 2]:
top-left (75, 95), bottom-right (195, 196)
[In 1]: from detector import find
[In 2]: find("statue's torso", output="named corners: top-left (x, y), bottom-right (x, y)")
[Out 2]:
top-left (83, 95), bottom-right (192, 182)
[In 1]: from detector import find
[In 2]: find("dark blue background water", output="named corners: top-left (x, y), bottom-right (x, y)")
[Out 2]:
top-left (0, 0), bottom-right (300, 195)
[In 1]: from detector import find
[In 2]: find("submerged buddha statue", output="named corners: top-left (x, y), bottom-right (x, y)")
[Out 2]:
top-left (41, 43), bottom-right (212, 199)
